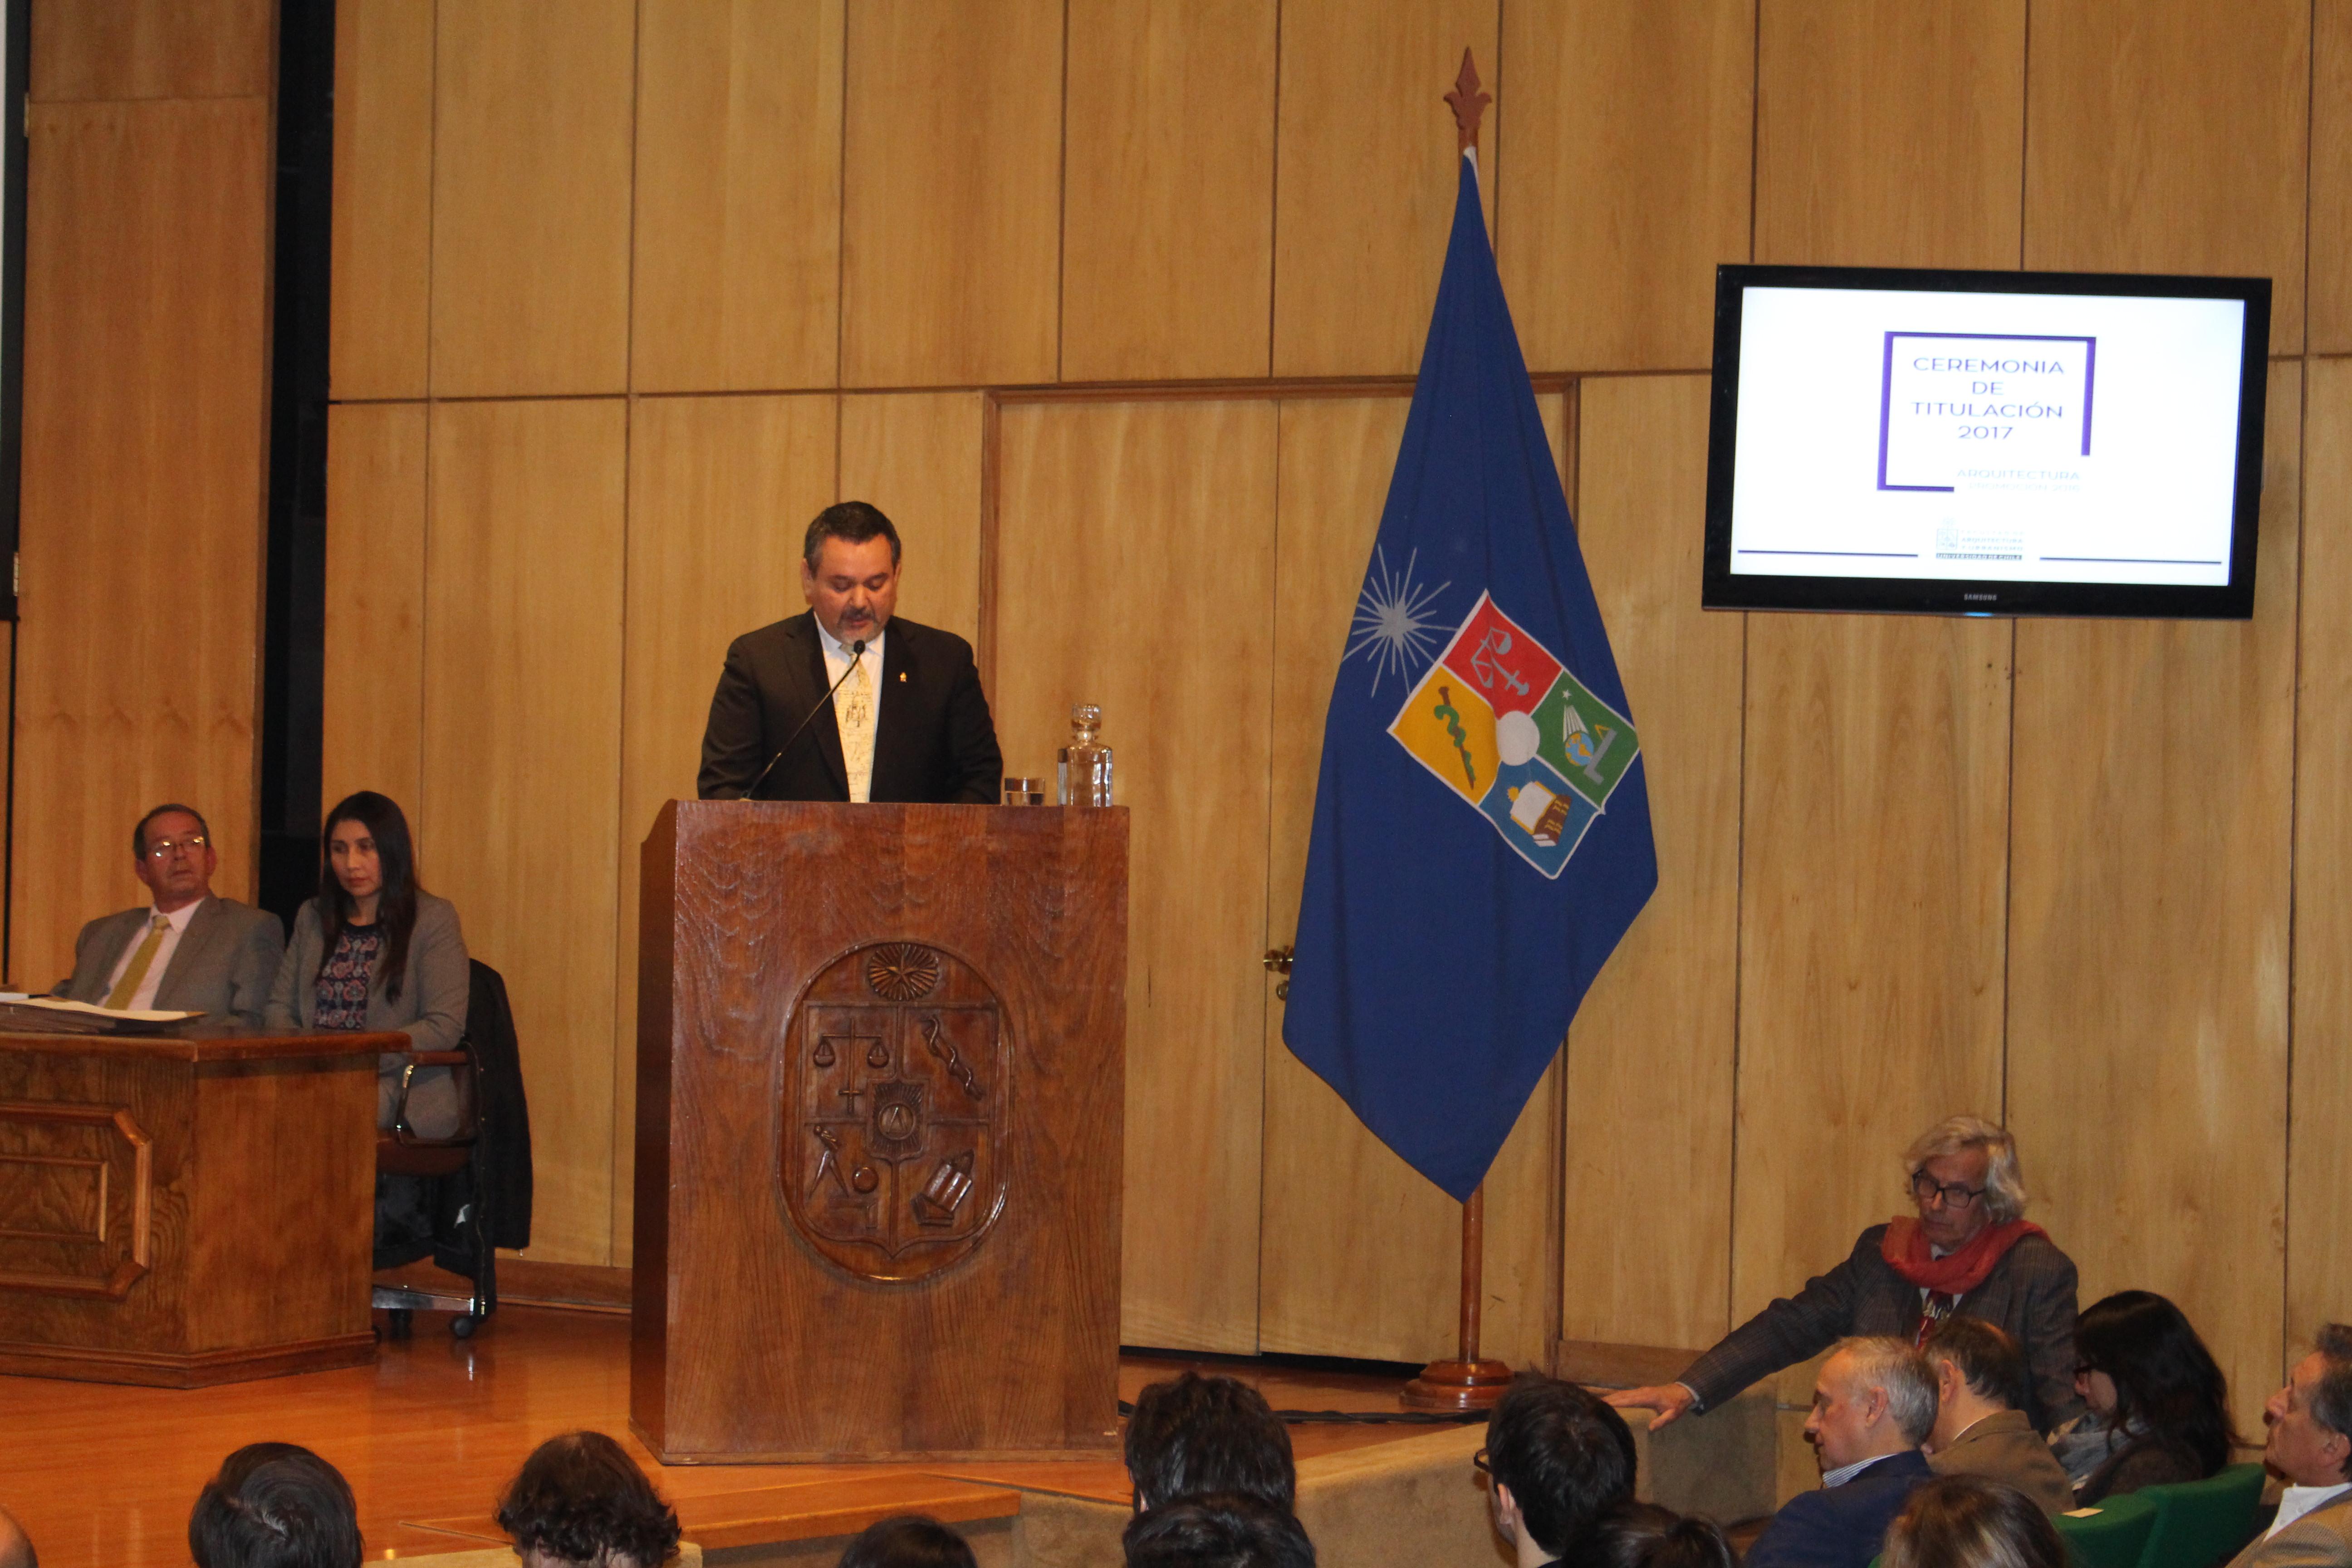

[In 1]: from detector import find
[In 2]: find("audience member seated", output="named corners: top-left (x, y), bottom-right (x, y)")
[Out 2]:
top-left (0, 1502), bottom-right (33, 1568)
top-left (836, 1514), bottom-right (977, 1568)
top-left (1882, 1475), bottom-right (2068, 1568)
top-left (1121, 1493), bottom-right (1313, 1568)
top-left (54, 803), bottom-right (284, 1026)
top-left (1747, 1337), bottom-right (1940, 1568)
top-left (1922, 1318), bottom-right (2077, 1513)
top-left (1586, 1501), bottom-right (1736, 1568)
top-left (188, 1443), bottom-right (362, 1568)
top-left (266, 791), bottom-right (470, 1139)
top-left (2224, 1323), bottom-right (2352, 1568)
top-left (1610, 1117), bottom-right (2081, 1433)
top-left (495, 1431), bottom-right (681, 1568)
top-left (2063, 1289), bottom-right (2234, 1503)
top-left (1480, 1372), bottom-right (1638, 1568)
top-left (1124, 1372), bottom-right (1296, 1514)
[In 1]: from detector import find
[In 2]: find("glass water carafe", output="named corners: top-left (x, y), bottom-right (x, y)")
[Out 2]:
top-left (1057, 704), bottom-right (1113, 806)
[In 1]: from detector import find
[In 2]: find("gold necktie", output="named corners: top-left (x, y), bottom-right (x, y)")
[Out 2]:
top-left (841, 653), bottom-right (876, 803)
top-left (104, 913), bottom-right (172, 1010)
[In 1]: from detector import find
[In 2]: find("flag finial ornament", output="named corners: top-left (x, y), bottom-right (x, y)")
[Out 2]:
top-left (1445, 49), bottom-right (1490, 152)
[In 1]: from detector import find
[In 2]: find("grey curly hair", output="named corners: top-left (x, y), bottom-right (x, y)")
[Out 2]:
top-left (1903, 1116), bottom-right (2028, 1223)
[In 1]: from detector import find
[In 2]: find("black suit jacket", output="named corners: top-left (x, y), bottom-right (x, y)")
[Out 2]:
top-left (1745, 1450), bottom-right (1934, 1568)
top-left (696, 612), bottom-right (1003, 804)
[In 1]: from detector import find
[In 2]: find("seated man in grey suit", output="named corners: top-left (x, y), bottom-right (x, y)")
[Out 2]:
top-left (1921, 1317), bottom-right (2077, 1513)
top-left (2227, 1323), bottom-right (2352, 1568)
top-left (55, 804), bottom-right (284, 1027)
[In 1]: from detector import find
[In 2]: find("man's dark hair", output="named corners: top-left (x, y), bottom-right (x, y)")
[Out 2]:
top-left (804, 500), bottom-right (902, 568)
top-left (133, 803), bottom-right (211, 859)
top-left (1121, 1493), bottom-right (1313, 1568)
top-left (2309, 1323), bottom-right (2352, 1480)
top-left (187, 1444), bottom-right (361, 1568)
top-left (1484, 1373), bottom-right (1637, 1558)
top-left (494, 1431), bottom-right (681, 1568)
top-left (1124, 1372), bottom-right (1296, 1513)
top-left (838, 1514), bottom-right (977, 1568)
top-left (1925, 1316), bottom-right (2028, 1410)
top-left (1587, 1501), bottom-right (1736, 1568)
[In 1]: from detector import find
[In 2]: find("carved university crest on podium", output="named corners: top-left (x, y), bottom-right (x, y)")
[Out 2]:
top-left (779, 941), bottom-right (1010, 1282)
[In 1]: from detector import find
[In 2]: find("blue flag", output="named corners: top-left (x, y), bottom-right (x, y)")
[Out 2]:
top-left (1283, 151), bottom-right (1658, 1203)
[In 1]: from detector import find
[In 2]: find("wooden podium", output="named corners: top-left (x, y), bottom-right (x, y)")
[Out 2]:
top-left (631, 801), bottom-right (1127, 1462)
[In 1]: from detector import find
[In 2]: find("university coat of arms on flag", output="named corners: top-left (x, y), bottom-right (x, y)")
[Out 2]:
top-left (1282, 146), bottom-right (1658, 1203)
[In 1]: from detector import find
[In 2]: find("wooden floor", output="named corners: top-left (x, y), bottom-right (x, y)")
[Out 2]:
top-left (0, 1303), bottom-right (1446, 1568)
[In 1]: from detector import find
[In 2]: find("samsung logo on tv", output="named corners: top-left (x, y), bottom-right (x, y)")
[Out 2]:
top-left (1965, 593), bottom-right (1998, 600)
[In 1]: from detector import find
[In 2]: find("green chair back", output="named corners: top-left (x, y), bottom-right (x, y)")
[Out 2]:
top-left (2133, 1462), bottom-right (2269, 1568)
top-left (2056, 1492), bottom-right (2161, 1568)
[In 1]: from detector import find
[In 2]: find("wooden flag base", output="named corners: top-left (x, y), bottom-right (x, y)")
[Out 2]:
top-left (1400, 1179), bottom-right (1512, 1412)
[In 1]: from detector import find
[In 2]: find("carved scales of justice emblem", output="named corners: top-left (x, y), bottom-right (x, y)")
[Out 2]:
top-left (779, 941), bottom-right (1010, 1282)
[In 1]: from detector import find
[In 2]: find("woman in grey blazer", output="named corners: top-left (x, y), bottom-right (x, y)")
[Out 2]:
top-left (267, 790), bottom-right (471, 1138)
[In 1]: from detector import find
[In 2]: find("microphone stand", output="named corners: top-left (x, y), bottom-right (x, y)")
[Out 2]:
top-left (745, 637), bottom-right (867, 800)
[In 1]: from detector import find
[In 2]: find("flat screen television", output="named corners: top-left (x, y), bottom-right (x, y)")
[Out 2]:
top-left (1702, 264), bottom-right (2270, 619)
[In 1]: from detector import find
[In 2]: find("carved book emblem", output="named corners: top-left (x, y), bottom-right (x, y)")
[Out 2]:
top-left (780, 941), bottom-right (1009, 1282)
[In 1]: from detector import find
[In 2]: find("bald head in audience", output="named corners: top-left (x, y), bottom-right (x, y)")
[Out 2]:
top-left (0, 1504), bottom-right (34, 1568)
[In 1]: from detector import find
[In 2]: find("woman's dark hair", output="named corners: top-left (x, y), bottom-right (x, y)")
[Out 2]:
top-left (2074, 1289), bottom-right (2236, 1477)
top-left (837, 1514), bottom-right (977, 1568)
top-left (1124, 1372), bottom-right (1296, 1513)
top-left (1121, 1493), bottom-right (1313, 1568)
top-left (1882, 1475), bottom-right (2067, 1568)
top-left (188, 1443), bottom-right (362, 1568)
top-left (1484, 1373), bottom-right (1637, 1559)
top-left (315, 791), bottom-right (422, 1002)
top-left (494, 1431), bottom-right (681, 1568)
top-left (1587, 1502), bottom-right (1736, 1568)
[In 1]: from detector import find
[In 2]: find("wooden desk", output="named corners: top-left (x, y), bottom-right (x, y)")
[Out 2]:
top-left (0, 1027), bottom-right (395, 1386)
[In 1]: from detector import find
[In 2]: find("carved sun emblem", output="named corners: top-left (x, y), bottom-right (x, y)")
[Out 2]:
top-left (864, 944), bottom-right (941, 1002)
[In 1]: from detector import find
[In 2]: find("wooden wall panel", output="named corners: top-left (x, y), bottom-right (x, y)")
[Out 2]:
top-left (1499, 0), bottom-right (1752, 372)
top-left (1733, 613), bottom-right (2012, 1320)
top-left (1755, 0), bottom-right (2024, 269)
top-left (330, 0), bottom-right (435, 401)
top-left (1061, 0), bottom-right (1277, 382)
top-left (612, 395), bottom-right (838, 1264)
top-left (13, 99), bottom-right (271, 990)
top-left (841, 0), bottom-right (1063, 388)
top-left (1272, 0), bottom-right (1499, 377)
top-left (2024, 1), bottom-right (2308, 353)
top-left (995, 401), bottom-right (1277, 1351)
top-left (2291, 358), bottom-right (2352, 1353)
top-left (424, 400), bottom-right (628, 1265)
top-left (633, 0), bottom-right (845, 393)
top-left (430, 0), bottom-right (636, 397)
top-left (1561, 373), bottom-right (1741, 1352)
top-left (838, 393), bottom-right (985, 650)
top-left (321, 403), bottom-right (428, 813)
top-left (2007, 362), bottom-right (2301, 1435)
top-left (29, 0), bottom-right (272, 103)
top-left (2313, 4), bottom-right (2352, 353)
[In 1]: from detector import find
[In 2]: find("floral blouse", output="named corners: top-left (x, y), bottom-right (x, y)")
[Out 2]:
top-left (315, 924), bottom-right (383, 1032)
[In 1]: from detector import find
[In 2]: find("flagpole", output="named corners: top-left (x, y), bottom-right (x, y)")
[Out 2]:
top-left (1399, 49), bottom-right (1514, 1418)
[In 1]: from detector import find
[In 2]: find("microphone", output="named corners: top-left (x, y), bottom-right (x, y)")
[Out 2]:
top-left (745, 638), bottom-right (867, 801)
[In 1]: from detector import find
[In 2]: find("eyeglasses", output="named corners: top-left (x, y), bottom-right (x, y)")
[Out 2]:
top-left (144, 835), bottom-right (209, 860)
top-left (1910, 1171), bottom-right (1987, 1209)
top-left (1473, 1447), bottom-right (1490, 1475)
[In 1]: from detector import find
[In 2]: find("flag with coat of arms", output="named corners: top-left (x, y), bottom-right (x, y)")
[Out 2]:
top-left (1282, 143), bottom-right (1658, 1203)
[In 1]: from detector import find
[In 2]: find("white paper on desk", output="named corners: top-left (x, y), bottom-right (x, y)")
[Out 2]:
top-left (3, 995), bottom-right (202, 1023)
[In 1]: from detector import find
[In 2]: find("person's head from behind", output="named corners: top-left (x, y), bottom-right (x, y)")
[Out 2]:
top-left (2073, 1290), bottom-right (2234, 1474)
top-left (1481, 1373), bottom-right (1637, 1563)
top-left (2262, 1322), bottom-right (2352, 1487)
top-left (1923, 1316), bottom-right (2028, 1449)
top-left (801, 500), bottom-right (902, 646)
top-left (836, 1514), bottom-right (975, 1568)
top-left (1805, 1337), bottom-right (1937, 1473)
top-left (1881, 1475), bottom-right (2066, 1568)
top-left (1585, 1502), bottom-right (1735, 1568)
top-left (495, 1431), bottom-right (681, 1568)
top-left (1121, 1493), bottom-right (1312, 1568)
top-left (1125, 1372), bottom-right (1295, 1514)
top-left (132, 802), bottom-right (218, 912)
top-left (1902, 1116), bottom-right (2027, 1253)
top-left (188, 1443), bottom-right (360, 1568)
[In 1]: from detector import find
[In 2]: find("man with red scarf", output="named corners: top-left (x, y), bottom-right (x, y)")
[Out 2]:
top-left (1607, 1116), bottom-right (2082, 1435)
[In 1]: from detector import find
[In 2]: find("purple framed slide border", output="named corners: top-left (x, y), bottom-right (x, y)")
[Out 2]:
top-left (1876, 330), bottom-right (2097, 492)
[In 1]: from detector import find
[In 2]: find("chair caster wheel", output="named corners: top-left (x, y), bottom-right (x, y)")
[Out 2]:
top-left (451, 1314), bottom-right (478, 1339)
top-left (388, 1308), bottom-right (413, 1340)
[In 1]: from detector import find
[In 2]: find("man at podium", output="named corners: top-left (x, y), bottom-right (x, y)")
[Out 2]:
top-left (697, 501), bottom-right (1003, 804)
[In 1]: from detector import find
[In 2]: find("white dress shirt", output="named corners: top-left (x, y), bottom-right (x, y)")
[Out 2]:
top-left (2269, 1484), bottom-right (2352, 1539)
top-left (103, 896), bottom-right (205, 1010)
top-left (816, 621), bottom-right (887, 804)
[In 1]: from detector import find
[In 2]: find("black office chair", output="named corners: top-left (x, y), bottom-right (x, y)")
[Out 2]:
top-left (371, 1039), bottom-right (497, 1338)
